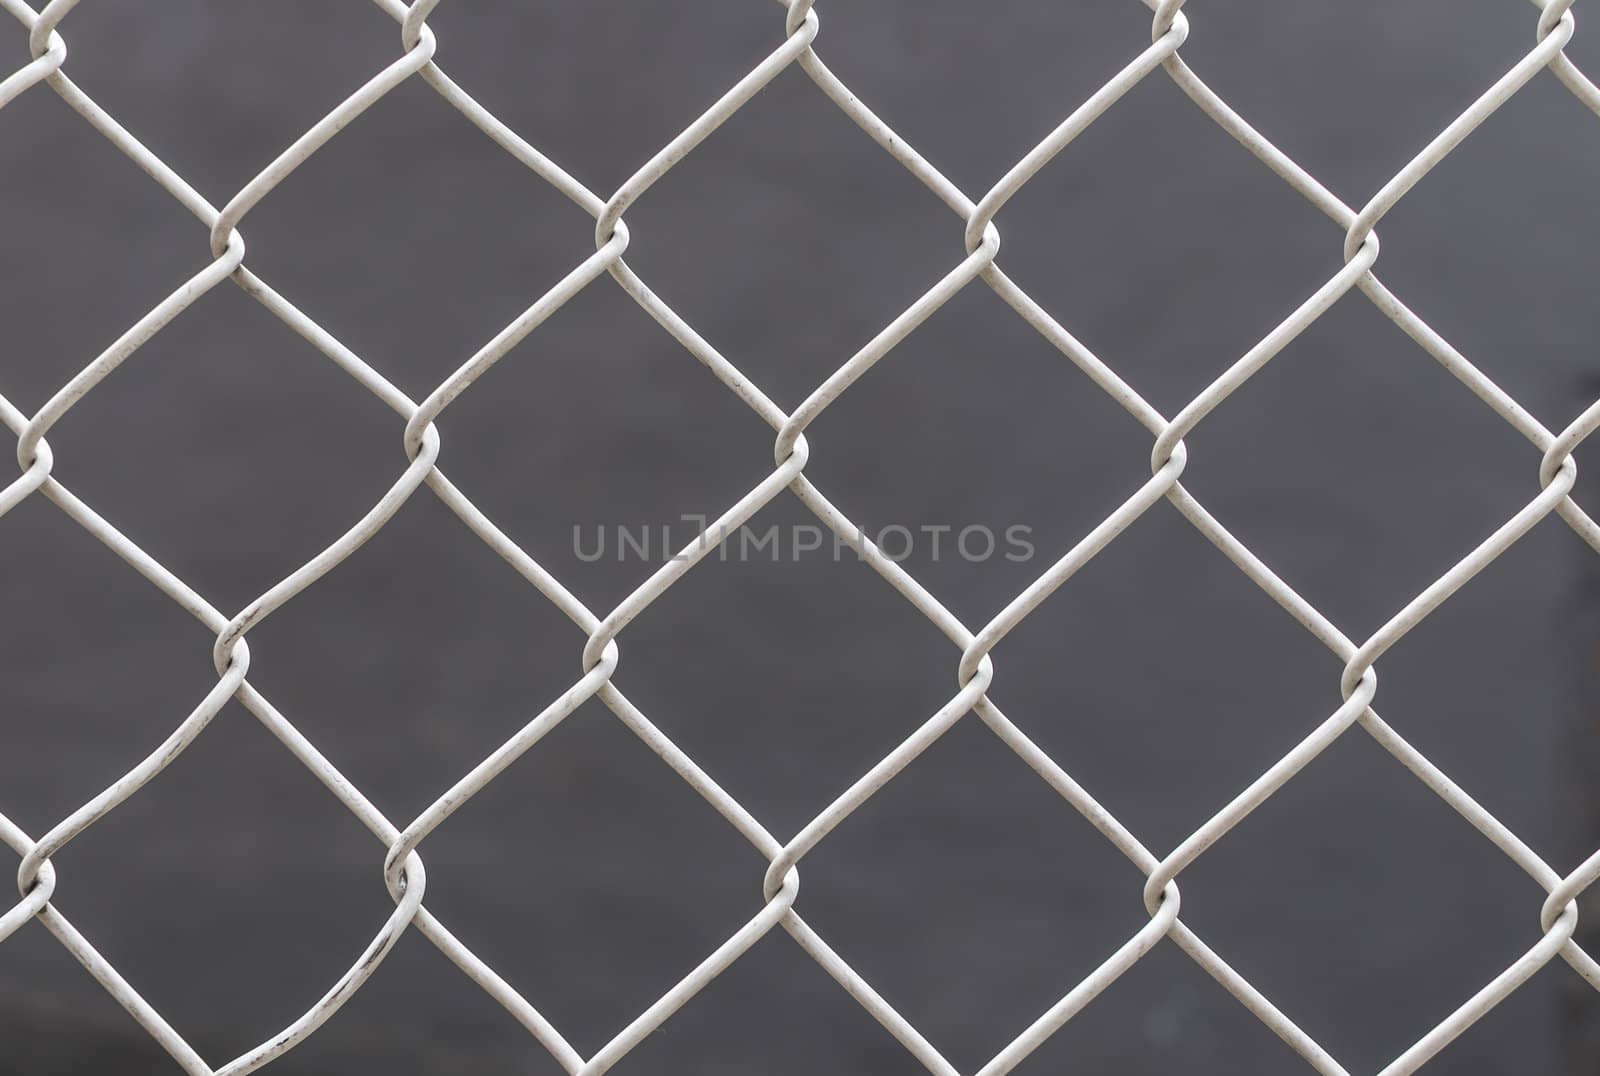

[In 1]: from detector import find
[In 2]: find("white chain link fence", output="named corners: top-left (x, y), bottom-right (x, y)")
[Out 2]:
top-left (1, 0), bottom-right (1598, 1072)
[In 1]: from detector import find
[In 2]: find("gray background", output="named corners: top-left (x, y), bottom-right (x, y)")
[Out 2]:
top-left (1, 0), bottom-right (1598, 1072)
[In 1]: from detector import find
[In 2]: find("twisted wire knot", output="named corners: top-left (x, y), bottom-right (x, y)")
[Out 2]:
top-left (10, 433), bottom-right (52, 497)
top-left (1537, 0), bottom-right (1577, 44)
top-left (10, 21), bottom-right (64, 96)
top-left (1147, 431), bottom-right (1190, 483)
top-left (1152, 0), bottom-right (1189, 44)
top-left (760, 861), bottom-right (801, 906)
top-left (11, 845), bottom-right (55, 906)
top-left (26, 0), bottom-right (74, 62)
top-left (783, 0), bottom-right (816, 39)
top-left (1539, 433), bottom-right (1582, 492)
top-left (401, 0), bottom-right (442, 52)
top-left (1541, 849), bottom-right (1594, 939)
top-left (1340, 220), bottom-right (1382, 272)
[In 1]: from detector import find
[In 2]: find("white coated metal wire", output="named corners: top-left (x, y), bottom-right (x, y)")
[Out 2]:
top-left (2, 0), bottom-right (1598, 1072)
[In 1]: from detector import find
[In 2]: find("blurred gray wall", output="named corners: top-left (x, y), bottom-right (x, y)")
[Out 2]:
top-left (1, 1), bottom-right (1598, 1073)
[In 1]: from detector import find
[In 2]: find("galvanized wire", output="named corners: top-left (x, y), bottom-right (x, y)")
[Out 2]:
top-left (1, 0), bottom-right (1598, 1072)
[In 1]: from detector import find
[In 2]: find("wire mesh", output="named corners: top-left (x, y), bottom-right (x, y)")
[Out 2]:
top-left (2, 0), bottom-right (1599, 1072)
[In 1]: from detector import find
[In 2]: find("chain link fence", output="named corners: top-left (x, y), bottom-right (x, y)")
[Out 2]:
top-left (1, 0), bottom-right (1598, 1072)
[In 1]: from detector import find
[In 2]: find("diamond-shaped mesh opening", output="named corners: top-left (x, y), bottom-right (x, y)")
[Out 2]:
top-left (237, 77), bottom-right (599, 393)
top-left (1171, 0), bottom-right (1532, 197)
top-left (0, 495), bottom-right (212, 828)
top-left (993, 503), bottom-right (1335, 847)
top-left (1188, 292), bottom-right (1545, 632)
top-left (798, 283), bottom-right (1152, 619)
top-left (1180, 729), bottom-right (1560, 1073)
top-left (0, 89), bottom-right (200, 410)
top-left (612, 931), bottom-right (935, 1075)
top-left (1372, 74), bottom-right (1600, 422)
top-left (1014, 940), bottom-right (1339, 1075)
top-left (812, 0), bottom-right (1150, 192)
top-left (1372, 515), bottom-right (1582, 853)
top-left (39, 0), bottom-right (397, 195)
top-left (799, 718), bottom-right (1152, 1072)
top-left (414, 696), bottom-right (761, 1052)
top-left (36, 283), bottom-right (402, 611)
top-left (996, 73), bottom-right (1338, 417)
top-left (241, 488), bottom-right (584, 817)
top-left (612, 495), bottom-right (957, 833)
top-left (263, 931), bottom-right (571, 1076)
top-left (621, 65), bottom-right (959, 406)
top-left (435, 279), bottom-right (778, 612)
top-left (417, 0), bottom-right (778, 191)
top-left (0, 923), bottom-right (178, 1075)
top-left (40, 699), bottom-right (387, 1063)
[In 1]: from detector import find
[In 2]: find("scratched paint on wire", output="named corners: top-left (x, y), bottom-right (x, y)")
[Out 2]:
top-left (1, 0), bottom-right (1598, 1073)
